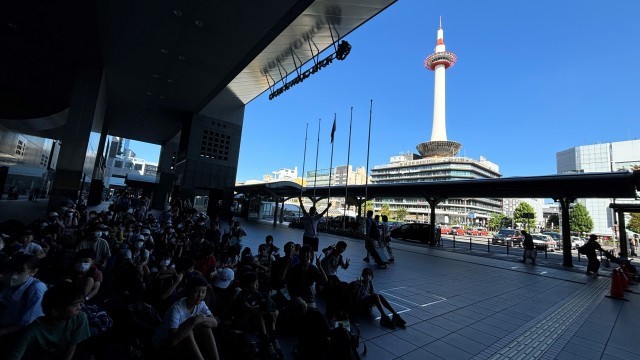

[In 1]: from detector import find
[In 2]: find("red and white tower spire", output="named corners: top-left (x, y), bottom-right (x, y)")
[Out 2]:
top-left (417, 18), bottom-right (461, 158)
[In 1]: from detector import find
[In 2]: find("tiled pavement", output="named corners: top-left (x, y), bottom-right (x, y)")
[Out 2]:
top-left (2, 199), bottom-right (639, 359)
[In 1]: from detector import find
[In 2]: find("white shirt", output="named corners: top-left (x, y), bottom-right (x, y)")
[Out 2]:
top-left (153, 298), bottom-right (212, 345)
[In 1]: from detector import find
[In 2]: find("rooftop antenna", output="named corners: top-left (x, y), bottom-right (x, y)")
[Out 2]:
top-left (439, 15), bottom-right (442, 29)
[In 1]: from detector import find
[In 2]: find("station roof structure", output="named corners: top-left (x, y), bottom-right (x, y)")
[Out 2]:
top-left (234, 171), bottom-right (640, 202)
top-left (0, 0), bottom-right (397, 144)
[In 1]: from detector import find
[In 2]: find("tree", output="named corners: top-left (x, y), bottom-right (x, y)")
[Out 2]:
top-left (546, 214), bottom-right (559, 230)
top-left (488, 213), bottom-right (505, 231)
top-left (569, 202), bottom-right (593, 234)
top-left (514, 202), bottom-right (536, 229)
top-left (500, 216), bottom-right (513, 229)
top-left (380, 203), bottom-right (390, 218)
top-left (395, 208), bottom-right (408, 221)
top-left (627, 213), bottom-right (640, 234)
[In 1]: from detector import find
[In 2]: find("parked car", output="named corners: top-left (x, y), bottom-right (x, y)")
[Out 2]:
top-left (532, 234), bottom-right (557, 251)
top-left (492, 229), bottom-right (524, 247)
top-left (388, 221), bottom-right (406, 231)
top-left (448, 225), bottom-right (465, 235)
top-left (570, 236), bottom-right (585, 249)
top-left (466, 227), bottom-right (488, 236)
top-left (390, 223), bottom-right (432, 243)
top-left (542, 231), bottom-right (563, 248)
top-left (282, 212), bottom-right (301, 222)
top-left (329, 215), bottom-right (357, 229)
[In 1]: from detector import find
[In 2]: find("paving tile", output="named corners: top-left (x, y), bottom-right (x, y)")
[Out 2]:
top-left (603, 344), bottom-right (640, 359)
top-left (369, 333), bottom-right (418, 357)
top-left (359, 341), bottom-right (397, 360)
top-left (427, 315), bottom-right (467, 332)
top-left (468, 322), bottom-right (511, 338)
top-left (422, 339), bottom-right (474, 360)
top-left (455, 326), bottom-right (501, 347)
top-left (392, 327), bottom-right (438, 347)
top-left (400, 347), bottom-right (444, 360)
top-left (411, 321), bottom-right (451, 339)
top-left (441, 332), bottom-right (488, 356)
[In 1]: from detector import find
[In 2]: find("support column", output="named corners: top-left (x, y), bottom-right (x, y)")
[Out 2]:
top-left (87, 120), bottom-right (109, 206)
top-left (48, 67), bottom-right (104, 212)
top-left (617, 210), bottom-right (628, 259)
top-left (557, 197), bottom-right (575, 267)
top-left (426, 197), bottom-right (443, 245)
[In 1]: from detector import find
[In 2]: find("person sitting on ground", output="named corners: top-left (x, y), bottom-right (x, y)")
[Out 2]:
top-left (264, 235), bottom-right (280, 258)
top-left (16, 229), bottom-right (46, 259)
top-left (353, 268), bottom-right (406, 329)
top-left (0, 254), bottom-right (48, 347)
top-left (147, 253), bottom-right (183, 316)
top-left (67, 248), bottom-right (102, 303)
top-left (126, 234), bottom-right (151, 279)
top-left (270, 241), bottom-right (297, 298)
top-left (232, 271), bottom-right (281, 358)
top-left (8, 280), bottom-right (91, 360)
top-left (225, 221), bottom-right (247, 258)
top-left (320, 241), bottom-right (350, 288)
top-left (286, 244), bottom-right (328, 315)
top-left (153, 275), bottom-right (220, 360)
top-left (76, 226), bottom-right (112, 270)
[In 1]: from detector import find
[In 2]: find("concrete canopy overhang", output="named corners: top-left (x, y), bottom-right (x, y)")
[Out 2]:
top-left (234, 171), bottom-right (640, 202)
top-left (0, 0), bottom-right (397, 145)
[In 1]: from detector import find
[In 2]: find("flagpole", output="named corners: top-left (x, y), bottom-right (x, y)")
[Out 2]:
top-left (301, 123), bottom-right (308, 198)
top-left (328, 114), bottom-right (336, 209)
top-left (343, 106), bottom-right (353, 230)
top-left (365, 99), bottom-right (372, 217)
top-left (313, 118), bottom-right (321, 200)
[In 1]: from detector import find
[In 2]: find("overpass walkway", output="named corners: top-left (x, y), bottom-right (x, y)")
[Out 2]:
top-left (1, 199), bottom-right (638, 359)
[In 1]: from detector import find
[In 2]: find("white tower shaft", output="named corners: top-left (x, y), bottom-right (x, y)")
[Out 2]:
top-left (431, 64), bottom-right (447, 141)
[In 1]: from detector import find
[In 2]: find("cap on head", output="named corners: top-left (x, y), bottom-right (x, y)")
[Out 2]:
top-left (49, 212), bottom-right (59, 217)
top-left (214, 268), bottom-right (235, 289)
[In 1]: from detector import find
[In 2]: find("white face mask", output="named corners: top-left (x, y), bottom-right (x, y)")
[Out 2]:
top-left (75, 262), bottom-right (91, 272)
top-left (102, 231), bottom-right (109, 237)
top-left (135, 241), bottom-right (144, 249)
top-left (10, 273), bottom-right (30, 287)
top-left (160, 259), bottom-right (171, 267)
top-left (94, 231), bottom-right (102, 238)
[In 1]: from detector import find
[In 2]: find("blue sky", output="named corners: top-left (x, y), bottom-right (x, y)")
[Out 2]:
top-left (134, 0), bottom-right (640, 182)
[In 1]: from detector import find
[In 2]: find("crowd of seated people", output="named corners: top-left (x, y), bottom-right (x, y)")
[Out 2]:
top-left (0, 193), bottom-right (405, 360)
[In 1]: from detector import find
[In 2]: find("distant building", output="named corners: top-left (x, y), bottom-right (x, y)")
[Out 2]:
top-left (502, 198), bottom-right (545, 230)
top-left (305, 165), bottom-right (366, 187)
top-left (104, 137), bottom-right (158, 188)
top-left (263, 167), bottom-right (298, 182)
top-left (0, 126), bottom-right (58, 198)
top-left (556, 139), bottom-right (640, 235)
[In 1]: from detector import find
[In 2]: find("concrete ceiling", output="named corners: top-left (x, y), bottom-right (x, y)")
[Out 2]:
top-left (0, 0), bottom-right (396, 145)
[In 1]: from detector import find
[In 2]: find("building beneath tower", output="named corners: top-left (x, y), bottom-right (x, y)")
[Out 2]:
top-left (371, 152), bottom-right (502, 225)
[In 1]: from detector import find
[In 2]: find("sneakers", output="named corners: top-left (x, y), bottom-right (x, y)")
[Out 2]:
top-left (380, 316), bottom-right (395, 329)
top-left (377, 263), bottom-right (388, 269)
top-left (363, 257), bottom-right (370, 262)
top-left (392, 314), bottom-right (406, 327)
top-left (389, 257), bottom-right (395, 263)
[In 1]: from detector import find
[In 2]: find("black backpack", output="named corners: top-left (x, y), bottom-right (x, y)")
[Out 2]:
top-left (329, 322), bottom-right (364, 360)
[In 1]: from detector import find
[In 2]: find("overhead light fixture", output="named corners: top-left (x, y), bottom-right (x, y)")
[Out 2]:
top-left (195, 20), bottom-right (204, 27)
top-left (160, 49), bottom-right (169, 54)
top-left (173, 10), bottom-right (182, 16)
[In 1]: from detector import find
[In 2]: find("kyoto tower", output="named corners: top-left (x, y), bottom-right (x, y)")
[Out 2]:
top-left (416, 18), bottom-right (462, 158)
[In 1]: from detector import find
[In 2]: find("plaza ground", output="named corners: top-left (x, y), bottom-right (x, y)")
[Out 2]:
top-left (1, 198), bottom-right (639, 359)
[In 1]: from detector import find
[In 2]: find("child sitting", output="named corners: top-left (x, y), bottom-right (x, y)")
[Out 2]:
top-left (353, 268), bottom-right (406, 329)
top-left (8, 280), bottom-right (91, 360)
top-left (153, 275), bottom-right (220, 360)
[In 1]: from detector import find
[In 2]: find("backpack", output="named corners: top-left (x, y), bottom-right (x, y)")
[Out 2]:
top-left (368, 220), bottom-right (380, 240)
top-left (329, 322), bottom-right (365, 360)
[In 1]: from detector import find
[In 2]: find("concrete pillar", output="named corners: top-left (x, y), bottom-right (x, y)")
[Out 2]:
top-left (557, 197), bottom-right (575, 267)
top-left (48, 67), bottom-right (104, 211)
top-left (151, 141), bottom-right (179, 210)
top-left (617, 210), bottom-right (628, 258)
top-left (87, 119), bottom-right (109, 205)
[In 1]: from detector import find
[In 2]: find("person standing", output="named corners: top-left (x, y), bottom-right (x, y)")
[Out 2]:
top-left (521, 230), bottom-right (535, 265)
top-left (298, 196), bottom-right (331, 253)
top-left (380, 215), bottom-right (395, 262)
top-left (629, 234), bottom-right (638, 257)
top-left (580, 234), bottom-right (604, 276)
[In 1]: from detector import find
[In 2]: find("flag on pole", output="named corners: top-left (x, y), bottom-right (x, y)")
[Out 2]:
top-left (330, 118), bottom-right (336, 143)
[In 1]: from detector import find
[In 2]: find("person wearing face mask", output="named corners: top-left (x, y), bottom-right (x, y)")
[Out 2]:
top-left (0, 254), bottom-right (48, 347)
top-left (68, 248), bottom-right (102, 303)
top-left (147, 254), bottom-right (183, 315)
top-left (125, 234), bottom-right (150, 279)
top-left (76, 225), bottom-right (111, 270)
top-left (17, 229), bottom-right (46, 259)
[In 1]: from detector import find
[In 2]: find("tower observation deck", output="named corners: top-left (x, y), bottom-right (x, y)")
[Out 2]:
top-left (417, 19), bottom-right (461, 158)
